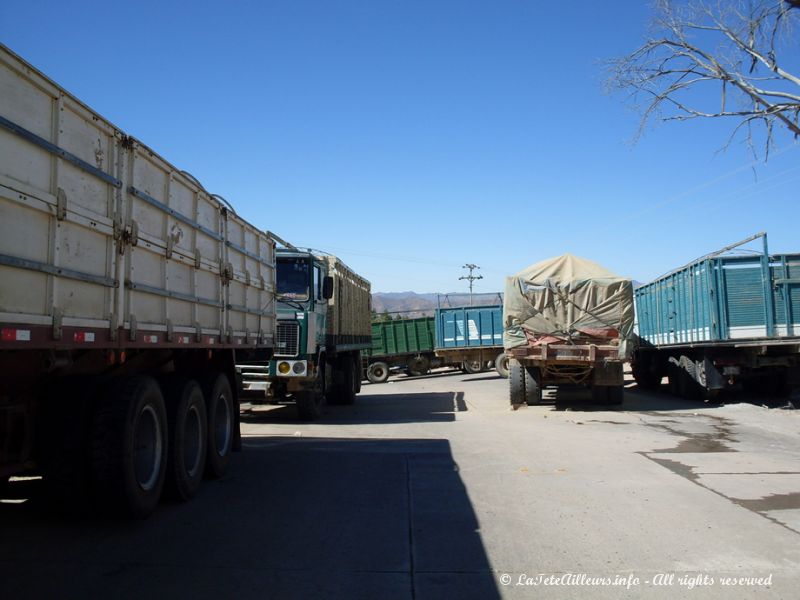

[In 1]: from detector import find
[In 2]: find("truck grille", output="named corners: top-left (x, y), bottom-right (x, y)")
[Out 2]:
top-left (275, 321), bottom-right (300, 357)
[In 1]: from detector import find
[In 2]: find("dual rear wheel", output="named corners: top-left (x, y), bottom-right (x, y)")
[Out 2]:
top-left (508, 360), bottom-right (542, 407)
top-left (46, 372), bottom-right (234, 518)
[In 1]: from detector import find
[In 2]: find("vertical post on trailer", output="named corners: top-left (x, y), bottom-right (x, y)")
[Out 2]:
top-left (760, 234), bottom-right (775, 338)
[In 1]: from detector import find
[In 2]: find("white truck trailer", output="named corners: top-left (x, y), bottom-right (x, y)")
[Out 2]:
top-left (0, 45), bottom-right (276, 516)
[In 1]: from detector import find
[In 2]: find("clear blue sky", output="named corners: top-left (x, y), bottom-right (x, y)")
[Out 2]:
top-left (2, 1), bottom-right (797, 293)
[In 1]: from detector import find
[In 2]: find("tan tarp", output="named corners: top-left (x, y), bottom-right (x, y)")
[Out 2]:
top-left (503, 254), bottom-right (634, 358)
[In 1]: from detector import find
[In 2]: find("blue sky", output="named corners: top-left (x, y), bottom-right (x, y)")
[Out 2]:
top-left (2, 1), bottom-right (798, 293)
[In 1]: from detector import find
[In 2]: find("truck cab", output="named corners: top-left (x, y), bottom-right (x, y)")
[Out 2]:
top-left (271, 250), bottom-right (333, 387)
top-left (239, 250), bottom-right (332, 403)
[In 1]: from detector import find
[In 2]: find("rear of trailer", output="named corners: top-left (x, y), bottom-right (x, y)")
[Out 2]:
top-left (503, 254), bottom-right (634, 407)
top-left (434, 305), bottom-right (508, 376)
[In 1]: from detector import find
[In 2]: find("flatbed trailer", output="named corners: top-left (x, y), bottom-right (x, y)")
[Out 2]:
top-left (632, 233), bottom-right (800, 399)
top-left (0, 44), bottom-right (276, 516)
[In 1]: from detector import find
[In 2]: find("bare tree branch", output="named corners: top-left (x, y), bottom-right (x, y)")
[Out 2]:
top-left (606, 0), bottom-right (800, 158)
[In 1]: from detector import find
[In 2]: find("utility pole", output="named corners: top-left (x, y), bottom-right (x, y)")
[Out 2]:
top-left (459, 264), bottom-right (483, 306)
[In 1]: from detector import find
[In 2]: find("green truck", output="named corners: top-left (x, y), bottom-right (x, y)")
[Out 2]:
top-left (364, 316), bottom-right (442, 383)
top-left (238, 240), bottom-right (371, 420)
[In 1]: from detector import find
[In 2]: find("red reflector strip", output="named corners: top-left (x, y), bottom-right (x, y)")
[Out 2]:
top-left (205, 337), bottom-right (215, 344)
top-left (73, 332), bottom-right (96, 343)
top-left (177, 336), bottom-right (191, 344)
top-left (143, 335), bottom-right (158, 343)
top-left (2, 328), bottom-right (31, 341)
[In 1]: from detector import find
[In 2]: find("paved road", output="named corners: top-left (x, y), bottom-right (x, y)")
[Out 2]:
top-left (1, 370), bottom-right (799, 599)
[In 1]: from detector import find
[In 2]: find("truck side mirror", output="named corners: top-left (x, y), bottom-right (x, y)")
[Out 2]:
top-left (322, 276), bottom-right (334, 300)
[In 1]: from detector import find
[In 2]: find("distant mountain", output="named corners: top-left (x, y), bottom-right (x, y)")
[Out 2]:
top-left (372, 291), bottom-right (503, 319)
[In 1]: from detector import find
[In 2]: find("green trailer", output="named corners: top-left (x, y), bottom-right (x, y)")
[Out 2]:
top-left (364, 317), bottom-right (450, 383)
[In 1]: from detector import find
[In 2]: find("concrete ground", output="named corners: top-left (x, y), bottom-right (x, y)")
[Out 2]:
top-left (1, 370), bottom-right (798, 599)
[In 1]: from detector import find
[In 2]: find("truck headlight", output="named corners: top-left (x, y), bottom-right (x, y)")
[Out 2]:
top-left (278, 361), bottom-right (291, 374)
top-left (292, 362), bottom-right (306, 374)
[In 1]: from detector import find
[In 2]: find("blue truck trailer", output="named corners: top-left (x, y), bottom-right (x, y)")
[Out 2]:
top-left (434, 305), bottom-right (509, 377)
top-left (632, 233), bottom-right (800, 399)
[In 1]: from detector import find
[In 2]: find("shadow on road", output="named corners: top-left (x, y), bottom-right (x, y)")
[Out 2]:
top-left (242, 391), bottom-right (468, 425)
top-left (0, 437), bottom-right (500, 600)
top-left (542, 383), bottom-right (725, 413)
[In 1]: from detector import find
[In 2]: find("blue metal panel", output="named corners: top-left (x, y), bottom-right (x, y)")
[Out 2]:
top-left (635, 239), bottom-right (800, 346)
top-left (435, 305), bottom-right (503, 349)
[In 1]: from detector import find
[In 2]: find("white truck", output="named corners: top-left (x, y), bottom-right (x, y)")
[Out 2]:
top-left (0, 45), bottom-right (276, 517)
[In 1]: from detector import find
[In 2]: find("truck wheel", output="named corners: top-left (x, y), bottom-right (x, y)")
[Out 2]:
top-left (297, 359), bottom-right (326, 420)
top-left (462, 360), bottom-right (482, 374)
top-left (494, 353), bottom-right (510, 378)
top-left (632, 354), bottom-right (662, 390)
top-left (524, 366), bottom-right (542, 405)
top-left (354, 352), bottom-right (363, 394)
top-left (91, 376), bottom-right (167, 518)
top-left (367, 362), bottom-right (390, 384)
top-left (346, 356), bottom-right (359, 403)
top-left (329, 356), bottom-right (357, 405)
top-left (295, 393), bottom-right (322, 420)
top-left (202, 373), bottom-right (234, 479)
top-left (509, 360), bottom-right (525, 408)
top-left (162, 378), bottom-right (207, 501)
top-left (591, 385), bottom-right (608, 404)
top-left (605, 385), bottom-right (624, 405)
top-left (408, 356), bottom-right (430, 377)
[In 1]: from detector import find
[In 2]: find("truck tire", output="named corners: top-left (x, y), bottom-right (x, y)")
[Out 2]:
top-left (202, 373), bottom-right (234, 479)
top-left (354, 352), bottom-right (363, 394)
top-left (295, 392), bottom-right (322, 420)
top-left (297, 359), bottom-right (326, 420)
top-left (524, 366), bottom-right (542, 405)
top-left (367, 361), bottom-right (390, 384)
top-left (509, 360), bottom-right (525, 408)
top-left (462, 360), bottom-right (482, 374)
top-left (632, 353), bottom-right (662, 390)
top-left (328, 356), bottom-right (356, 405)
top-left (162, 378), bottom-right (207, 501)
top-left (494, 353), bottom-right (510, 378)
top-left (91, 376), bottom-right (167, 518)
top-left (344, 356), bottom-right (358, 404)
top-left (591, 385), bottom-right (608, 404)
top-left (407, 356), bottom-right (430, 377)
top-left (605, 385), bottom-right (624, 405)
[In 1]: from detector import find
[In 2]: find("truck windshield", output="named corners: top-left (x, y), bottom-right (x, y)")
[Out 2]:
top-left (276, 257), bottom-right (310, 300)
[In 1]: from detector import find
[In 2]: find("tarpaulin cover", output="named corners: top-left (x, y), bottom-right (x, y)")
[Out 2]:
top-left (503, 254), bottom-right (634, 358)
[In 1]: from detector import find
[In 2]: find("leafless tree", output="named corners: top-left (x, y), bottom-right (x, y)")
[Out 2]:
top-left (607, 0), bottom-right (800, 158)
